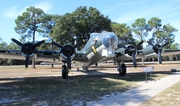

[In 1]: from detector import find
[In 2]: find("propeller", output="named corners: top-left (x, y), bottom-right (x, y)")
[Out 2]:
top-left (147, 40), bottom-right (169, 64)
top-left (11, 38), bottom-right (45, 68)
top-left (52, 39), bottom-right (86, 71)
top-left (117, 40), bottom-right (144, 67)
top-left (126, 45), bottom-right (137, 67)
top-left (136, 40), bottom-right (144, 49)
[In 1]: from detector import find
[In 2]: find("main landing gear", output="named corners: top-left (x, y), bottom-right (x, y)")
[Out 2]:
top-left (62, 65), bottom-right (69, 79)
top-left (61, 62), bottom-right (127, 78)
top-left (117, 62), bottom-right (127, 76)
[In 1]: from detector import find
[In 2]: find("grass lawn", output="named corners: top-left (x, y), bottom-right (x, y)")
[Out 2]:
top-left (0, 66), bottom-right (172, 106)
top-left (141, 81), bottom-right (180, 106)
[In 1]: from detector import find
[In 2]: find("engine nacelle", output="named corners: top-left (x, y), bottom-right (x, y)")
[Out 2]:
top-left (125, 44), bottom-right (137, 56)
top-left (60, 44), bottom-right (76, 61)
top-left (21, 43), bottom-right (35, 60)
top-left (153, 44), bottom-right (161, 54)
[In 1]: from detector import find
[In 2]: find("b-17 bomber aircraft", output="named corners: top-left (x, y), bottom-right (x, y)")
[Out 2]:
top-left (0, 31), bottom-right (120, 79)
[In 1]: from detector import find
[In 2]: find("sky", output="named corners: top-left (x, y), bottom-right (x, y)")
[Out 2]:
top-left (1, 0), bottom-right (180, 45)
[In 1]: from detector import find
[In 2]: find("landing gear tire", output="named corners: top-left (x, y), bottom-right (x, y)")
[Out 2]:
top-left (118, 64), bottom-right (126, 76)
top-left (62, 65), bottom-right (68, 79)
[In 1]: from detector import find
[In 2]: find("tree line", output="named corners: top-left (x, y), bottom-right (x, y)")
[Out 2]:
top-left (0, 6), bottom-right (179, 65)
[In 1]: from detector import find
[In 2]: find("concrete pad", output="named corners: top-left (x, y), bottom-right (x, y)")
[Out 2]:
top-left (86, 72), bottom-right (180, 106)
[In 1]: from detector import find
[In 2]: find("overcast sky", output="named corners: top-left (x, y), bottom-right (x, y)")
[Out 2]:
top-left (1, 0), bottom-right (180, 44)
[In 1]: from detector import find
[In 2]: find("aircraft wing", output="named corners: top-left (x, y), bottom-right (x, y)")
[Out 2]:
top-left (137, 49), bottom-right (180, 58)
top-left (0, 49), bottom-right (60, 61)
top-left (0, 50), bottom-right (24, 60)
top-left (162, 49), bottom-right (180, 56)
top-left (35, 50), bottom-right (61, 62)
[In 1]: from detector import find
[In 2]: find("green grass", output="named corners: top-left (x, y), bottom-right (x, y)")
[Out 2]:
top-left (141, 81), bottom-right (180, 106)
top-left (0, 70), bottom-right (171, 106)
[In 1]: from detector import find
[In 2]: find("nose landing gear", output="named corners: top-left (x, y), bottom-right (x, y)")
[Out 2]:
top-left (117, 62), bottom-right (127, 76)
top-left (62, 65), bottom-right (69, 79)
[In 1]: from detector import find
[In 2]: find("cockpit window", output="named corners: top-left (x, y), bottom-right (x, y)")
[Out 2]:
top-left (102, 32), bottom-right (118, 49)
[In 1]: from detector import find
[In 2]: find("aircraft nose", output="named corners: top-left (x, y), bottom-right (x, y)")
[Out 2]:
top-left (102, 32), bottom-right (118, 49)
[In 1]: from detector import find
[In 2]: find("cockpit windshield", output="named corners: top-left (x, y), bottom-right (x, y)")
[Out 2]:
top-left (102, 32), bottom-right (118, 49)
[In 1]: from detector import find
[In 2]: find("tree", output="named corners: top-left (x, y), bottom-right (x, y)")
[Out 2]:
top-left (0, 38), bottom-right (8, 50)
top-left (131, 18), bottom-right (151, 65)
top-left (164, 43), bottom-right (179, 49)
top-left (8, 42), bottom-right (20, 50)
top-left (148, 17), bottom-right (178, 47)
top-left (148, 17), bottom-right (178, 62)
top-left (50, 6), bottom-right (112, 45)
top-left (39, 14), bottom-right (57, 39)
top-left (50, 14), bottom-right (75, 45)
top-left (6, 41), bottom-right (22, 65)
top-left (131, 18), bottom-right (151, 42)
top-left (14, 6), bottom-right (54, 68)
top-left (0, 38), bottom-right (8, 65)
top-left (111, 22), bottom-right (135, 44)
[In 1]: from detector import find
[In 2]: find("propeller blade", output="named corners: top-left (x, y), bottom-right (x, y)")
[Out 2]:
top-left (132, 53), bottom-right (137, 67)
top-left (136, 40), bottom-right (144, 49)
top-left (158, 49), bottom-right (162, 64)
top-left (162, 40), bottom-right (170, 48)
top-left (31, 40), bottom-right (45, 48)
top-left (25, 53), bottom-right (29, 68)
top-left (67, 54), bottom-right (71, 70)
top-left (11, 38), bottom-right (23, 47)
top-left (147, 40), bottom-right (155, 47)
top-left (52, 41), bottom-right (63, 48)
top-left (71, 39), bottom-right (86, 50)
top-left (117, 44), bottom-right (128, 49)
